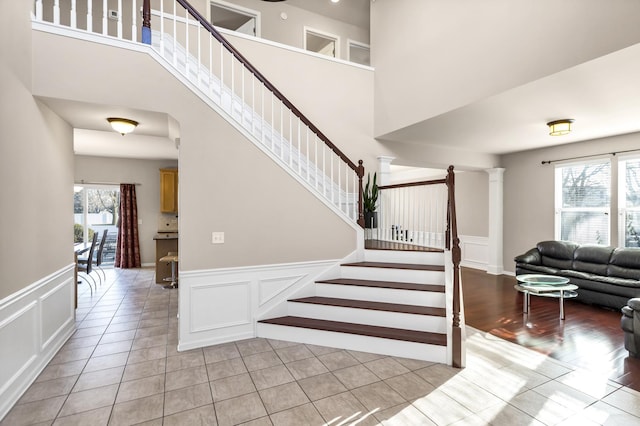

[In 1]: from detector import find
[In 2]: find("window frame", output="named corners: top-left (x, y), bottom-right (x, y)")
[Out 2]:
top-left (617, 155), bottom-right (640, 247)
top-left (347, 39), bottom-right (370, 66)
top-left (554, 157), bottom-right (612, 245)
top-left (209, 0), bottom-right (261, 37)
top-left (303, 26), bottom-right (340, 59)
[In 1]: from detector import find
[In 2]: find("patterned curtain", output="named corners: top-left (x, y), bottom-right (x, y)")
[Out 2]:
top-left (115, 184), bottom-right (141, 268)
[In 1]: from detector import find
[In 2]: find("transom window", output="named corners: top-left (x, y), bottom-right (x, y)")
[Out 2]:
top-left (554, 159), bottom-right (611, 245)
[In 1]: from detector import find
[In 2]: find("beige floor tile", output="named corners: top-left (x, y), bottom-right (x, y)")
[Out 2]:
top-left (297, 372), bottom-right (347, 401)
top-left (83, 352), bottom-right (129, 373)
top-left (375, 402), bottom-right (437, 426)
top-left (73, 366), bottom-right (124, 392)
top-left (317, 350), bottom-right (360, 371)
top-left (412, 389), bottom-right (475, 425)
top-left (237, 417), bottom-right (272, 426)
top-left (267, 339), bottom-right (299, 350)
top-left (392, 357), bottom-right (436, 371)
top-left (122, 358), bottom-right (166, 382)
top-left (109, 393), bottom-right (164, 426)
top-left (165, 365), bottom-right (208, 392)
top-left (333, 364), bottom-right (380, 389)
top-left (285, 357), bottom-right (329, 380)
top-left (164, 382), bottom-right (213, 416)
top-left (49, 346), bottom-right (95, 365)
top-left (347, 350), bottom-right (388, 363)
top-left (1, 396), bottom-right (66, 425)
top-left (572, 400), bottom-right (640, 425)
top-left (92, 340), bottom-right (133, 357)
top-left (476, 403), bottom-right (544, 426)
top-left (52, 406), bottom-right (112, 426)
top-left (312, 391), bottom-right (368, 425)
top-left (384, 372), bottom-right (436, 401)
top-left (269, 403), bottom-right (325, 426)
top-left (305, 344), bottom-right (341, 356)
top-left (99, 330), bottom-right (137, 345)
top-left (127, 345), bottom-right (167, 364)
top-left (135, 325), bottom-right (169, 339)
top-left (59, 384), bottom-right (118, 417)
top-left (556, 369), bottom-right (622, 399)
top-left (165, 351), bottom-right (205, 372)
top-left (250, 365), bottom-right (295, 391)
top-left (131, 334), bottom-right (168, 350)
top-left (509, 389), bottom-right (574, 425)
top-left (214, 392), bottom-right (268, 426)
top-left (77, 318), bottom-right (112, 329)
top-left (115, 374), bottom-right (164, 403)
top-left (36, 360), bottom-right (87, 383)
top-left (274, 345), bottom-right (315, 363)
top-left (105, 321), bottom-right (139, 334)
top-left (72, 326), bottom-right (108, 339)
top-left (162, 405), bottom-right (217, 426)
top-left (531, 380), bottom-right (598, 411)
top-left (365, 357), bottom-right (411, 380)
top-left (109, 314), bottom-right (140, 324)
top-left (138, 318), bottom-right (169, 329)
top-left (351, 381), bottom-right (406, 412)
top-left (414, 362), bottom-right (461, 388)
top-left (602, 387), bottom-right (640, 417)
top-left (259, 382), bottom-right (310, 414)
top-left (203, 343), bottom-right (241, 364)
top-left (442, 376), bottom-right (505, 414)
top-left (19, 375), bottom-right (78, 404)
top-left (63, 335), bottom-right (101, 350)
top-left (210, 373), bottom-right (256, 402)
top-left (236, 338), bottom-right (273, 357)
top-left (242, 351), bottom-right (283, 372)
top-left (206, 357), bottom-right (248, 380)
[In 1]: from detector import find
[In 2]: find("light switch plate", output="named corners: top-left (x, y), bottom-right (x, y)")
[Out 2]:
top-left (211, 232), bottom-right (224, 244)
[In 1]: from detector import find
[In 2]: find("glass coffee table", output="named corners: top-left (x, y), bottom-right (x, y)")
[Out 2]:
top-left (515, 274), bottom-right (578, 320)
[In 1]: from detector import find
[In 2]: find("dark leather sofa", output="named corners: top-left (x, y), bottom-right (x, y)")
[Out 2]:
top-left (514, 240), bottom-right (640, 309)
top-left (622, 298), bottom-right (640, 357)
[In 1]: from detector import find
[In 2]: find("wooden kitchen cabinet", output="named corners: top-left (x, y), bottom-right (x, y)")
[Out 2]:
top-left (160, 168), bottom-right (178, 213)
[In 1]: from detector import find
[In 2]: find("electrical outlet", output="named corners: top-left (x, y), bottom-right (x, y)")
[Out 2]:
top-left (211, 232), bottom-right (224, 244)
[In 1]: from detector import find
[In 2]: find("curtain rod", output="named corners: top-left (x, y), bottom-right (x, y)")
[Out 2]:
top-left (75, 180), bottom-right (141, 186)
top-left (541, 148), bottom-right (640, 165)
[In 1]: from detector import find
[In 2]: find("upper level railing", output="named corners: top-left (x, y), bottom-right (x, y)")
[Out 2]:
top-left (371, 166), bottom-right (463, 367)
top-left (34, 0), bottom-right (365, 226)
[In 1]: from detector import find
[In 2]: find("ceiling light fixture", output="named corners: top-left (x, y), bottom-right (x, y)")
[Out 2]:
top-left (331, 0), bottom-right (340, 3)
top-left (547, 119), bottom-right (574, 136)
top-left (107, 117), bottom-right (139, 136)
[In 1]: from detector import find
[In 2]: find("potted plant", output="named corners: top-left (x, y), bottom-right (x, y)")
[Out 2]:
top-left (363, 172), bottom-right (378, 228)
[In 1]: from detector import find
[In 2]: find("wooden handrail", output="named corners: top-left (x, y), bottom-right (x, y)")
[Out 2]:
top-left (446, 165), bottom-right (463, 368)
top-left (378, 178), bottom-right (447, 191)
top-left (172, 0), bottom-right (361, 174)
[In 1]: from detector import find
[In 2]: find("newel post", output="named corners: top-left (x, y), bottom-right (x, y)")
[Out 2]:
top-left (357, 160), bottom-right (365, 228)
top-left (142, 0), bottom-right (151, 44)
top-left (447, 165), bottom-right (463, 368)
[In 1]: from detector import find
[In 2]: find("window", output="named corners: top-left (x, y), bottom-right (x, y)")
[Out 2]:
top-left (347, 39), bottom-right (370, 66)
top-left (304, 27), bottom-right (339, 58)
top-left (619, 157), bottom-right (640, 247)
top-left (210, 1), bottom-right (260, 37)
top-left (555, 160), bottom-right (611, 245)
top-left (74, 185), bottom-right (120, 265)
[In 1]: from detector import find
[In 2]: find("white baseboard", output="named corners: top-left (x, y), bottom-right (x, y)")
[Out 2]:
top-left (177, 259), bottom-right (339, 352)
top-left (0, 265), bottom-right (76, 421)
top-left (459, 235), bottom-right (489, 271)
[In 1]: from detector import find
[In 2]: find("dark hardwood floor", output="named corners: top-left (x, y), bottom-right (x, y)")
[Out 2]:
top-left (462, 267), bottom-right (640, 392)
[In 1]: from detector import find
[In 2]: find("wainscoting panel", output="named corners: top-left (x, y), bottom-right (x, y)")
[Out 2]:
top-left (177, 259), bottom-right (338, 351)
top-left (0, 265), bottom-right (76, 422)
top-left (459, 235), bottom-right (489, 271)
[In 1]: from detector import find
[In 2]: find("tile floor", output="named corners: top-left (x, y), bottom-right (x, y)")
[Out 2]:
top-left (2, 268), bottom-right (640, 425)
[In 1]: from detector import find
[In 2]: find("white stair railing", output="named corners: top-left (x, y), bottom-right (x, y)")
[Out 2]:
top-left (33, 0), bottom-right (365, 225)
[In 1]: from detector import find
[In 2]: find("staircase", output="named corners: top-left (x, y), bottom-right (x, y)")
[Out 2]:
top-left (257, 246), bottom-right (449, 362)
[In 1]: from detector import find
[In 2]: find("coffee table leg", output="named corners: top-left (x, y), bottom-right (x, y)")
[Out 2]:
top-left (523, 290), bottom-right (529, 314)
top-left (559, 290), bottom-right (565, 320)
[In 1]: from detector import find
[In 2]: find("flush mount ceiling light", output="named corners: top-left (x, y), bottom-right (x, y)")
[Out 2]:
top-left (547, 119), bottom-right (574, 136)
top-left (107, 117), bottom-right (139, 135)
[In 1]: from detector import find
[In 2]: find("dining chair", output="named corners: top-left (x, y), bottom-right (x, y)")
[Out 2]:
top-left (77, 232), bottom-right (98, 293)
top-left (93, 229), bottom-right (109, 284)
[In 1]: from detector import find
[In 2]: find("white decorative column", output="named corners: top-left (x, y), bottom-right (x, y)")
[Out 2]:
top-left (377, 156), bottom-right (395, 186)
top-left (486, 168), bottom-right (505, 275)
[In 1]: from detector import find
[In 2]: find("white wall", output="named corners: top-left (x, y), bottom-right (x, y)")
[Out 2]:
top-left (74, 155), bottom-right (179, 266)
top-left (501, 132), bottom-right (640, 273)
top-left (0, 2), bottom-right (76, 420)
top-left (371, 0), bottom-right (640, 138)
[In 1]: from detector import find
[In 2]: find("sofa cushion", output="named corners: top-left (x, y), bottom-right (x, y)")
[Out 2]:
top-left (514, 248), bottom-right (541, 265)
top-left (573, 245), bottom-right (614, 275)
top-left (537, 240), bottom-right (578, 270)
top-left (517, 264), bottom-right (560, 275)
top-left (607, 248), bottom-right (640, 280)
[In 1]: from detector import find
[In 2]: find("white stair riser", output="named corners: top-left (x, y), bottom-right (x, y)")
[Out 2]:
top-left (287, 302), bottom-right (447, 333)
top-left (315, 283), bottom-right (445, 307)
top-left (364, 249), bottom-right (444, 265)
top-left (257, 322), bottom-right (447, 363)
top-left (340, 266), bottom-right (444, 284)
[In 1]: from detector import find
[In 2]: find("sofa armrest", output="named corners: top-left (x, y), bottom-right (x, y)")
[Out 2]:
top-left (514, 248), bottom-right (541, 265)
top-left (628, 298), bottom-right (640, 311)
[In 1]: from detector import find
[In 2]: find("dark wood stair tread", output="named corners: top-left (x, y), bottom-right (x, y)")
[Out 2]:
top-left (317, 278), bottom-right (445, 293)
top-left (258, 316), bottom-right (446, 346)
top-left (365, 240), bottom-right (444, 253)
top-left (341, 261), bottom-right (444, 271)
top-left (290, 296), bottom-right (446, 316)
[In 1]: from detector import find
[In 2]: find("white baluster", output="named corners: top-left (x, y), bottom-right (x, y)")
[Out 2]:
top-left (102, 0), bottom-right (107, 35)
top-left (219, 45), bottom-right (223, 98)
top-left (117, 0), bottom-right (122, 38)
top-left (353, 173), bottom-right (356, 220)
top-left (184, 8), bottom-right (189, 77)
top-left (297, 119), bottom-right (301, 175)
top-left (288, 110), bottom-right (292, 168)
top-left (172, 1), bottom-right (177, 67)
top-left (208, 35), bottom-right (213, 98)
top-left (70, 0), bottom-right (77, 28)
top-left (331, 153), bottom-right (335, 204)
top-left (306, 128), bottom-right (310, 182)
top-left (251, 74), bottom-right (255, 135)
top-left (314, 136), bottom-right (318, 190)
top-left (160, 0), bottom-right (165, 55)
top-left (131, 0), bottom-right (136, 42)
top-left (197, 22), bottom-right (202, 85)
top-left (322, 144), bottom-right (326, 196)
top-left (261, 84), bottom-right (265, 144)
top-left (87, 0), bottom-right (92, 32)
top-left (53, 0), bottom-right (60, 24)
top-left (241, 64), bottom-right (245, 126)
top-left (279, 104), bottom-right (283, 159)
top-left (35, 0), bottom-right (43, 21)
